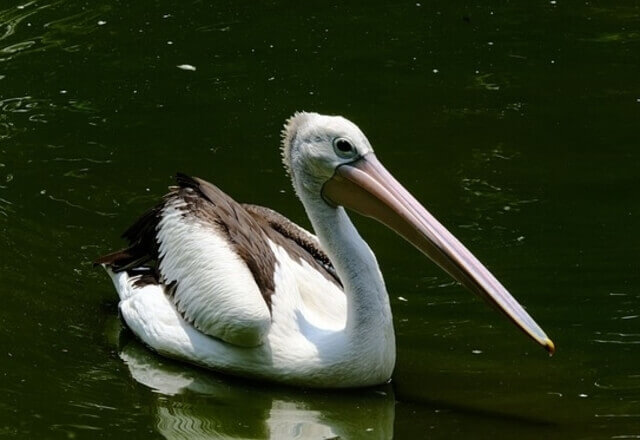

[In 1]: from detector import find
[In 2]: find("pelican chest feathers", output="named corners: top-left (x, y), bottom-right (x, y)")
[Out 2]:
top-left (97, 112), bottom-right (554, 388)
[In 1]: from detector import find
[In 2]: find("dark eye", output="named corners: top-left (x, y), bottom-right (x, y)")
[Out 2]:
top-left (333, 137), bottom-right (356, 158)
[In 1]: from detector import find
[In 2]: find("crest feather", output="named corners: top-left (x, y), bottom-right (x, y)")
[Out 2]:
top-left (280, 111), bottom-right (318, 177)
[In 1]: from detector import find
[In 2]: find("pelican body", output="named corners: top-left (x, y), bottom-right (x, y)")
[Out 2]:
top-left (97, 112), bottom-right (554, 388)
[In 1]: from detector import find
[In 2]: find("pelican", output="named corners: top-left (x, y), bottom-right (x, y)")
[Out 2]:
top-left (97, 112), bottom-right (554, 388)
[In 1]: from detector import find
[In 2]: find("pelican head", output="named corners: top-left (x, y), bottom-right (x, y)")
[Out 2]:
top-left (282, 112), bottom-right (374, 197)
top-left (282, 111), bottom-right (554, 354)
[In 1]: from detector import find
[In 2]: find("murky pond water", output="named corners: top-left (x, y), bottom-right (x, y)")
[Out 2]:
top-left (1, 1), bottom-right (639, 438)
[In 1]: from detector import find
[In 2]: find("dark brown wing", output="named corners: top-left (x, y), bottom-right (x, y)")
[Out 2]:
top-left (242, 204), bottom-right (341, 287)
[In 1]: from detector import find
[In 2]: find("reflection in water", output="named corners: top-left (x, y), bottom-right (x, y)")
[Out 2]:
top-left (119, 336), bottom-right (395, 439)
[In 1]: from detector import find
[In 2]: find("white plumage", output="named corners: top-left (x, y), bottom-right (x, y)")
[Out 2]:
top-left (156, 197), bottom-right (271, 347)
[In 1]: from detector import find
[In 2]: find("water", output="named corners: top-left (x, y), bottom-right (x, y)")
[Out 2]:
top-left (1, 1), bottom-right (639, 438)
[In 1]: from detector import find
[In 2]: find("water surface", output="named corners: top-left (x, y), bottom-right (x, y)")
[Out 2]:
top-left (1, 1), bottom-right (639, 438)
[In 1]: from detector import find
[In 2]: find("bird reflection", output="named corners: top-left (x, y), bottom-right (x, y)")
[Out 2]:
top-left (118, 335), bottom-right (395, 439)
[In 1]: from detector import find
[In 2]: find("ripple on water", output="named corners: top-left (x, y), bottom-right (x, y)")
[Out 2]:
top-left (0, 2), bottom-right (42, 41)
top-left (1, 1), bottom-right (112, 61)
top-left (0, 96), bottom-right (53, 140)
top-left (0, 2), bottom-right (52, 61)
top-left (457, 146), bottom-right (538, 245)
top-left (0, 196), bottom-right (12, 218)
top-left (0, 164), bottom-right (12, 218)
top-left (593, 331), bottom-right (640, 346)
top-left (0, 93), bottom-right (97, 143)
top-left (594, 373), bottom-right (640, 391)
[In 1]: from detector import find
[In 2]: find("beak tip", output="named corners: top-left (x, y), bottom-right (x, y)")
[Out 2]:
top-left (544, 338), bottom-right (556, 356)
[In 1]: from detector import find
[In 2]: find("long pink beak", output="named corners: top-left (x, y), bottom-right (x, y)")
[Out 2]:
top-left (322, 153), bottom-right (554, 354)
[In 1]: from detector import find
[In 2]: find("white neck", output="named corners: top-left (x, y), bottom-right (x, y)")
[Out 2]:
top-left (299, 192), bottom-right (395, 342)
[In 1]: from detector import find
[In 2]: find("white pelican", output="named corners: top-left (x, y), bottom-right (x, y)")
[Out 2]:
top-left (97, 112), bottom-right (554, 388)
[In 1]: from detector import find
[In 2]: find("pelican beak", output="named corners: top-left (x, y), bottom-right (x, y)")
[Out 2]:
top-left (322, 153), bottom-right (555, 354)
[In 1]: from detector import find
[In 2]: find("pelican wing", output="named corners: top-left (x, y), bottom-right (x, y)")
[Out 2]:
top-left (98, 174), bottom-right (277, 347)
top-left (97, 174), bottom-right (342, 347)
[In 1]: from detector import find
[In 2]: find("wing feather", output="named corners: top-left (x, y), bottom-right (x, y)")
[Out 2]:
top-left (97, 173), bottom-right (343, 347)
top-left (155, 194), bottom-right (271, 347)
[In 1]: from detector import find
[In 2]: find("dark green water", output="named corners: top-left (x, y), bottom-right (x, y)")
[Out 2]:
top-left (1, 1), bottom-right (639, 438)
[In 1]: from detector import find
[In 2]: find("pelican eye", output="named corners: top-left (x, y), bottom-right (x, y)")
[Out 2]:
top-left (333, 138), bottom-right (356, 158)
